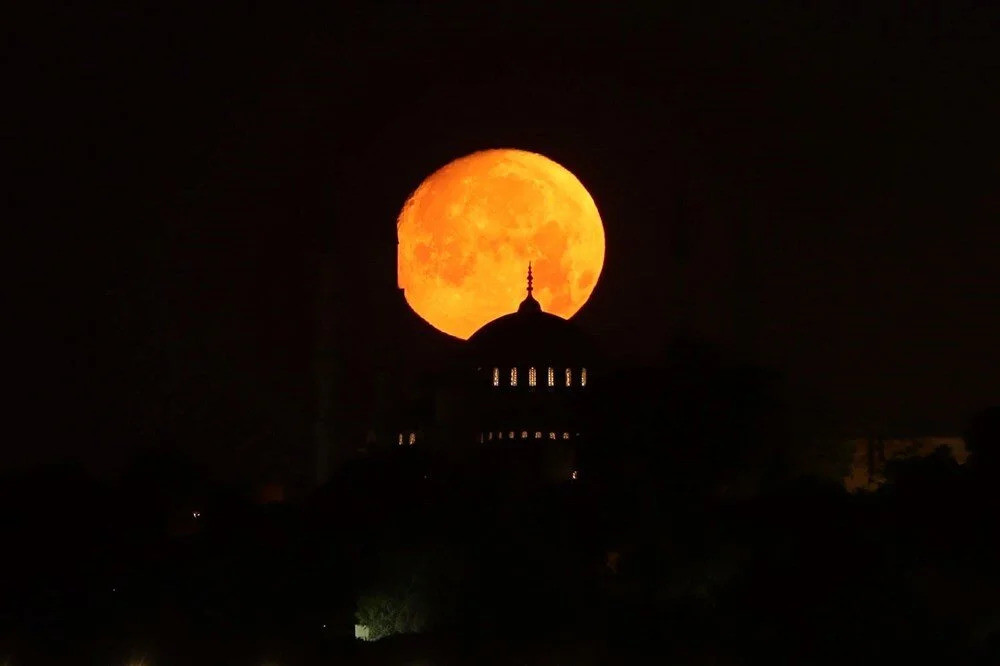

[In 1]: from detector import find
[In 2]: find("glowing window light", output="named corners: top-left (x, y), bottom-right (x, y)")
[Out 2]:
top-left (479, 433), bottom-right (484, 443)
top-left (488, 432), bottom-right (493, 440)
top-left (581, 367), bottom-right (587, 387)
top-left (408, 432), bottom-right (416, 446)
top-left (565, 368), bottom-right (572, 387)
top-left (535, 431), bottom-right (542, 439)
top-left (549, 432), bottom-right (556, 440)
top-left (492, 367), bottom-right (499, 386)
top-left (562, 432), bottom-right (570, 439)
top-left (521, 431), bottom-right (528, 439)
top-left (547, 367), bottom-right (555, 386)
top-left (398, 433), bottom-right (403, 446)
top-left (528, 367), bottom-right (537, 386)
top-left (510, 367), bottom-right (518, 386)
top-left (498, 432), bottom-right (503, 439)
top-left (571, 470), bottom-right (578, 480)
top-left (509, 431), bottom-right (515, 439)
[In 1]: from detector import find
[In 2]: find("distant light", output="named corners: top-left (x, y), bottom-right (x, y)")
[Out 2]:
top-left (571, 470), bottom-right (579, 480)
top-left (192, 511), bottom-right (201, 519)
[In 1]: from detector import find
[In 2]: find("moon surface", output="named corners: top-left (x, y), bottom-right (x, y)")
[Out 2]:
top-left (397, 149), bottom-right (605, 339)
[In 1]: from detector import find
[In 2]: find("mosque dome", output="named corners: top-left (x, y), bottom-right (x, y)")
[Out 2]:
top-left (466, 264), bottom-right (595, 366)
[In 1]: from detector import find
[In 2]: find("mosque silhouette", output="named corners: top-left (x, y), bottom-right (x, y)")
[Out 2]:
top-left (323, 264), bottom-right (600, 486)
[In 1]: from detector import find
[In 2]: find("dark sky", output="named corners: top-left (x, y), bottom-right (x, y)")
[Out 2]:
top-left (10, 2), bottom-right (999, 475)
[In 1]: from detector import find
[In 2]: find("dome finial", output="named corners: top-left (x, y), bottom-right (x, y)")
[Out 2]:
top-left (517, 261), bottom-right (542, 313)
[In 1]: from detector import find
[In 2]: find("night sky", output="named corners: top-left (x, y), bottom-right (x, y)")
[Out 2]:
top-left (11, 3), bottom-right (999, 475)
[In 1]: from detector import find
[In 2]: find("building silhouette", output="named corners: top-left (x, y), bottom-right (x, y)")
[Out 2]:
top-left (352, 264), bottom-right (599, 485)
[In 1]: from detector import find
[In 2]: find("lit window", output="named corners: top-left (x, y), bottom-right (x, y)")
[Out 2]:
top-left (510, 367), bottom-right (518, 386)
top-left (562, 432), bottom-right (570, 439)
top-left (498, 432), bottom-right (503, 440)
top-left (408, 432), bottom-right (416, 446)
top-left (479, 433), bottom-right (484, 443)
top-left (521, 431), bottom-right (528, 439)
top-left (549, 432), bottom-right (556, 440)
top-left (581, 367), bottom-right (587, 387)
top-left (547, 367), bottom-right (555, 387)
top-left (398, 433), bottom-right (403, 446)
top-left (571, 470), bottom-right (578, 481)
top-left (492, 367), bottom-right (499, 387)
top-left (528, 367), bottom-right (537, 387)
top-left (488, 432), bottom-right (494, 441)
top-left (565, 368), bottom-right (572, 387)
top-left (509, 431), bottom-right (515, 439)
top-left (535, 431), bottom-right (542, 439)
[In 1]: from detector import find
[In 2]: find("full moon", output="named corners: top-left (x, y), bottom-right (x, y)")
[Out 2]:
top-left (397, 149), bottom-right (605, 339)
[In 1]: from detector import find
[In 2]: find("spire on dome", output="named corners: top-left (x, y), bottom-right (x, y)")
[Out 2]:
top-left (518, 262), bottom-right (542, 313)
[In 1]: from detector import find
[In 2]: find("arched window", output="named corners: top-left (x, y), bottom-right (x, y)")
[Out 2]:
top-left (488, 432), bottom-right (494, 441)
top-left (535, 431), bottom-right (542, 439)
top-left (581, 367), bottom-right (587, 387)
top-left (492, 367), bottom-right (499, 387)
top-left (562, 432), bottom-right (570, 439)
top-left (510, 367), bottom-right (518, 387)
top-left (509, 431), bottom-right (515, 440)
top-left (547, 367), bottom-right (555, 387)
top-left (408, 432), bottom-right (416, 446)
top-left (565, 368), bottom-right (572, 387)
top-left (549, 432), bottom-right (556, 440)
top-left (397, 433), bottom-right (403, 446)
top-left (479, 433), bottom-right (484, 443)
top-left (521, 431), bottom-right (528, 439)
top-left (528, 367), bottom-right (537, 387)
top-left (498, 432), bottom-right (503, 440)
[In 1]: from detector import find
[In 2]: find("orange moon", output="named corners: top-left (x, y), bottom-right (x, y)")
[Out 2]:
top-left (397, 149), bottom-right (605, 339)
